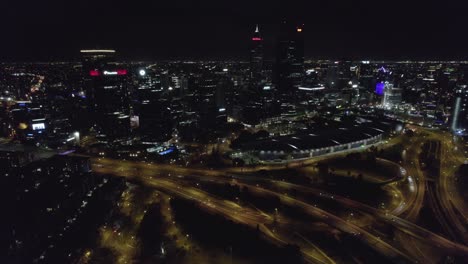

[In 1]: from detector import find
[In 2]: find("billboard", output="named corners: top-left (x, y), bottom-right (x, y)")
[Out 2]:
top-left (32, 123), bottom-right (45, 130)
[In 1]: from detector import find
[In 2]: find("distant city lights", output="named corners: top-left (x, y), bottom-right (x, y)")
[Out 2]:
top-left (298, 86), bottom-right (325, 91)
top-left (80, 49), bottom-right (116, 53)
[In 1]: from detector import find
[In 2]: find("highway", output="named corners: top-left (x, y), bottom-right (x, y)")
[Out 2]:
top-left (85, 129), bottom-right (468, 263)
top-left (94, 161), bottom-right (336, 264)
top-left (429, 131), bottom-right (468, 244)
top-left (91, 157), bottom-right (468, 262)
top-left (260, 179), bottom-right (468, 257)
top-left (399, 135), bottom-right (426, 222)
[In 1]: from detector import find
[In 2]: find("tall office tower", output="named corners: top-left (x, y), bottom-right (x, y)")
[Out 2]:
top-left (326, 62), bottom-right (339, 89)
top-left (381, 82), bottom-right (402, 109)
top-left (451, 84), bottom-right (468, 135)
top-left (134, 68), bottom-right (172, 142)
top-left (191, 73), bottom-right (227, 129)
top-left (215, 81), bottom-right (226, 110)
top-left (457, 63), bottom-right (468, 81)
top-left (179, 75), bottom-right (189, 97)
top-left (276, 21), bottom-right (305, 94)
top-left (250, 24), bottom-right (264, 87)
top-left (81, 49), bottom-right (131, 141)
top-left (358, 61), bottom-right (374, 91)
top-left (337, 60), bottom-right (353, 89)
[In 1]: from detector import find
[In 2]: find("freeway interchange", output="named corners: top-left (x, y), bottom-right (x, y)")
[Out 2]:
top-left (89, 129), bottom-right (468, 264)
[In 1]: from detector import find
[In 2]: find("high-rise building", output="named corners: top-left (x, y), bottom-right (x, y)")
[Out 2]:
top-left (81, 49), bottom-right (131, 141)
top-left (358, 61), bottom-right (375, 92)
top-left (326, 62), bottom-right (339, 89)
top-left (451, 84), bottom-right (468, 135)
top-left (381, 82), bottom-right (402, 109)
top-left (250, 24), bottom-right (264, 86)
top-left (276, 21), bottom-right (304, 93)
top-left (133, 67), bottom-right (173, 143)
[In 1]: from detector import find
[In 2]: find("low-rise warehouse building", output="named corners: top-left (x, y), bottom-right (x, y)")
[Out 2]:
top-left (231, 120), bottom-right (398, 163)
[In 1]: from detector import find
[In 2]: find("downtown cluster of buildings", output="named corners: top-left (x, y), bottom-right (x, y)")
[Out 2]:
top-left (0, 24), bottom-right (467, 161)
top-left (1, 22), bottom-right (468, 263)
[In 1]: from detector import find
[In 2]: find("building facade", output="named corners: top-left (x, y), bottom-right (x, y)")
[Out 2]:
top-left (81, 50), bottom-right (131, 141)
top-left (276, 22), bottom-right (304, 94)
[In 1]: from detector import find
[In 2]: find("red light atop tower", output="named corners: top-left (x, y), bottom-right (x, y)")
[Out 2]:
top-left (252, 37), bottom-right (262, 41)
top-left (117, 69), bottom-right (127, 75)
top-left (89, 70), bottom-right (100, 76)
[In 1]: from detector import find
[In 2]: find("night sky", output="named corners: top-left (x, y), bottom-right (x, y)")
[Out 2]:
top-left (1, 0), bottom-right (467, 61)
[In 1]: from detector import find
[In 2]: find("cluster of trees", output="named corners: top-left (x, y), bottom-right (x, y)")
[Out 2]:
top-left (459, 164), bottom-right (468, 178)
top-left (137, 203), bottom-right (165, 260)
top-left (373, 143), bottom-right (404, 163)
top-left (170, 198), bottom-right (303, 263)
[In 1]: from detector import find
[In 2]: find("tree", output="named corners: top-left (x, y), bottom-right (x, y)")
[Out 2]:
top-left (233, 158), bottom-right (245, 167)
top-left (254, 130), bottom-right (269, 139)
top-left (89, 247), bottom-right (117, 264)
top-left (137, 203), bottom-right (164, 259)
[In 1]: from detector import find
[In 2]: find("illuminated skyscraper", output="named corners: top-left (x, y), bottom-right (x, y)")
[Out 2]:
top-left (451, 84), bottom-right (468, 135)
top-left (81, 49), bottom-right (131, 141)
top-left (276, 21), bottom-right (304, 93)
top-left (381, 82), bottom-right (402, 109)
top-left (250, 24), bottom-right (264, 85)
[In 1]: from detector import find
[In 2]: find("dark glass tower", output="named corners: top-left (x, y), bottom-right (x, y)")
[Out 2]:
top-left (81, 49), bottom-right (131, 141)
top-left (250, 24), bottom-right (264, 87)
top-left (276, 21), bottom-right (304, 94)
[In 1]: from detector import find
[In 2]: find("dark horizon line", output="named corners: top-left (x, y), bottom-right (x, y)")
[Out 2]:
top-left (2, 57), bottom-right (468, 64)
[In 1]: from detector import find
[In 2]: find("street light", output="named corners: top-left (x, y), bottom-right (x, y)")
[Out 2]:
top-left (74, 131), bottom-right (80, 145)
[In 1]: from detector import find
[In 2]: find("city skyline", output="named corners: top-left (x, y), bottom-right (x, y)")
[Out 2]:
top-left (2, 1), bottom-right (468, 61)
top-left (2, 2), bottom-right (468, 264)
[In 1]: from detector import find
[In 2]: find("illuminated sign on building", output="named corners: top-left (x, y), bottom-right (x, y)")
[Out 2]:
top-left (375, 82), bottom-right (385, 95)
top-left (90, 70), bottom-right (100, 76)
top-left (252, 37), bottom-right (262, 41)
top-left (116, 69), bottom-right (127, 75)
top-left (147, 146), bottom-right (176, 155)
top-left (103, 71), bottom-right (118, 75)
top-left (90, 69), bottom-right (128, 76)
top-left (159, 147), bottom-right (175, 156)
top-left (32, 123), bottom-right (45, 130)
